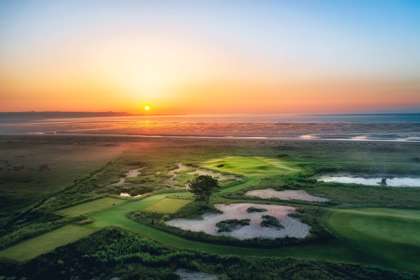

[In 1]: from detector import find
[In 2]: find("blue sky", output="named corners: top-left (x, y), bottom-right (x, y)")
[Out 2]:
top-left (0, 0), bottom-right (419, 113)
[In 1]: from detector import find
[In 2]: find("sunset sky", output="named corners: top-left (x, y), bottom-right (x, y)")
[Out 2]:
top-left (1, 0), bottom-right (420, 114)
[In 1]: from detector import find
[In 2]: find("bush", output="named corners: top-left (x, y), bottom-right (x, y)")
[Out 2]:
top-left (246, 207), bottom-right (267, 213)
top-left (260, 215), bottom-right (283, 229)
top-left (216, 219), bottom-right (250, 233)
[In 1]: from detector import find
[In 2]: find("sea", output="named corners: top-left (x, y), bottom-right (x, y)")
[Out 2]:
top-left (1, 113), bottom-right (420, 142)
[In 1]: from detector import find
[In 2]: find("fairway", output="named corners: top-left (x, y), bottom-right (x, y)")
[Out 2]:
top-left (142, 198), bottom-right (191, 214)
top-left (3, 146), bottom-right (420, 275)
top-left (0, 225), bottom-right (95, 262)
top-left (56, 197), bottom-right (126, 217)
top-left (83, 195), bottom-right (420, 273)
top-left (203, 156), bottom-right (300, 177)
top-left (326, 207), bottom-right (420, 271)
top-left (3, 193), bottom-right (420, 273)
top-left (327, 208), bottom-right (420, 246)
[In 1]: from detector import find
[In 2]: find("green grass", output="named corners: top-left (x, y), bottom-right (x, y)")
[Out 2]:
top-left (56, 197), bottom-right (126, 217)
top-left (326, 208), bottom-right (420, 272)
top-left (142, 198), bottom-right (191, 214)
top-left (0, 225), bottom-right (95, 262)
top-left (85, 196), bottom-right (420, 273)
top-left (4, 194), bottom-right (420, 273)
top-left (202, 156), bottom-right (300, 177)
top-left (3, 139), bottom-right (420, 276)
top-left (79, 196), bottom-right (393, 271)
top-left (82, 195), bottom-right (420, 273)
top-left (327, 208), bottom-right (420, 246)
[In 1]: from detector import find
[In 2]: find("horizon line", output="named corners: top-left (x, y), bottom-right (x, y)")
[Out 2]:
top-left (1, 111), bottom-right (420, 116)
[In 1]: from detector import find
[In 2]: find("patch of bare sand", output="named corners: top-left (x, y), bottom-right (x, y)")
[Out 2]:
top-left (166, 203), bottom-right (310, 240)
top-left (246, 188), bottom-right (328, 202)
top-left (119, 192), bottom-right (144, 198)
top-left (175, 269), bottom-right (218, 280)
top-left (112, 168), bottom-right (142, 186)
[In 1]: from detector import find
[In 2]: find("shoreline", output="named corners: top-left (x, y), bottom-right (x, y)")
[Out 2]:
top-left (1, 132), bottom-right (420, 143)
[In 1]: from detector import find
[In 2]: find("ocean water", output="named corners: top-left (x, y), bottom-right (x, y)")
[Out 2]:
top-left (1, 113), bottom-right (420, 142)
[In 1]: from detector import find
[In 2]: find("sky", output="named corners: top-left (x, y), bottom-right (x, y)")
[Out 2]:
top-left (0, 0), bottom-right (420, 114)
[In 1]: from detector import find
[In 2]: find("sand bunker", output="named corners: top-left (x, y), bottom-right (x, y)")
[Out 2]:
top-left (168, 163), bottom-right (191, 177)
top-left (190, 168), bottom-right (238, 181)
top-left (175, 269), bottom-right (218, 280)
top-left (166, 203), bottom-right (310, 240)
top-left (112, 168), bottom-right (142, 186)
top-left (119, 192), bottom-right (143, 198)
top-left (246, 188), bottom-right (328, 202)
top-left (318, 175), bottom-right (420, 187)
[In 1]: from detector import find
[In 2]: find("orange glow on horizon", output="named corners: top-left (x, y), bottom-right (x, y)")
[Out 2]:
top-left (1, 34), bottom-right (419, 114)
top-left (1, 1), bottom-right (420, 114)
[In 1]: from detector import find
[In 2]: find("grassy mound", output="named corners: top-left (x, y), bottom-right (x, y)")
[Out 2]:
top-left (326, 208), bottom-right (420, 272)
top-left (327, 208), bottom-right (420, 246)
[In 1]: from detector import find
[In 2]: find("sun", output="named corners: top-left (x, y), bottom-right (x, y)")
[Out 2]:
top-left (143, 105), bottom-right (151, 112)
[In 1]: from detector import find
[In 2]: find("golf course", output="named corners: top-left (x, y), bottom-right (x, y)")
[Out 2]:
top-left (3, 1), bottom-right (420, 278)
top-left (0, 137), bottom-right (420, 274)
top-left (0, 145), bottom-right (420, 272)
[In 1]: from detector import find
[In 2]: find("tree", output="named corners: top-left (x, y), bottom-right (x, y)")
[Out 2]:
top-left (188, 175), bottom-right (219, 203)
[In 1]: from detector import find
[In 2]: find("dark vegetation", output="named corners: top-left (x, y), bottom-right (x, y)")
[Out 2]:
top-left (0, 211), bottom-right (75, 250)
top-left (173, 200), bottom-right (222, 218)
top-left (0, 228), bottom-right (415, 280)
top-left (246, 206), bottom-right (267, 213)
top-left (260, 215), bottom-right (283, 229)
top-left (216, 219), bottom-right (250, 233)
top-left (189, 175), bottom-right (219, 203)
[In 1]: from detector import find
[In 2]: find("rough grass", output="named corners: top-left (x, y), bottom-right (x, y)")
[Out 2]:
top-left (0, 140), bottom-right (125, 214)
top-left (202, 156), bottom-right (300, 177)
top-left (142, 198), bottom-right (191, 214)
top-left (56, 197), bottom-right (125, 217)
top-left (0, 225), bottom-right (95, 262)
top-left (3, 228), bottom-right (414, 280)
